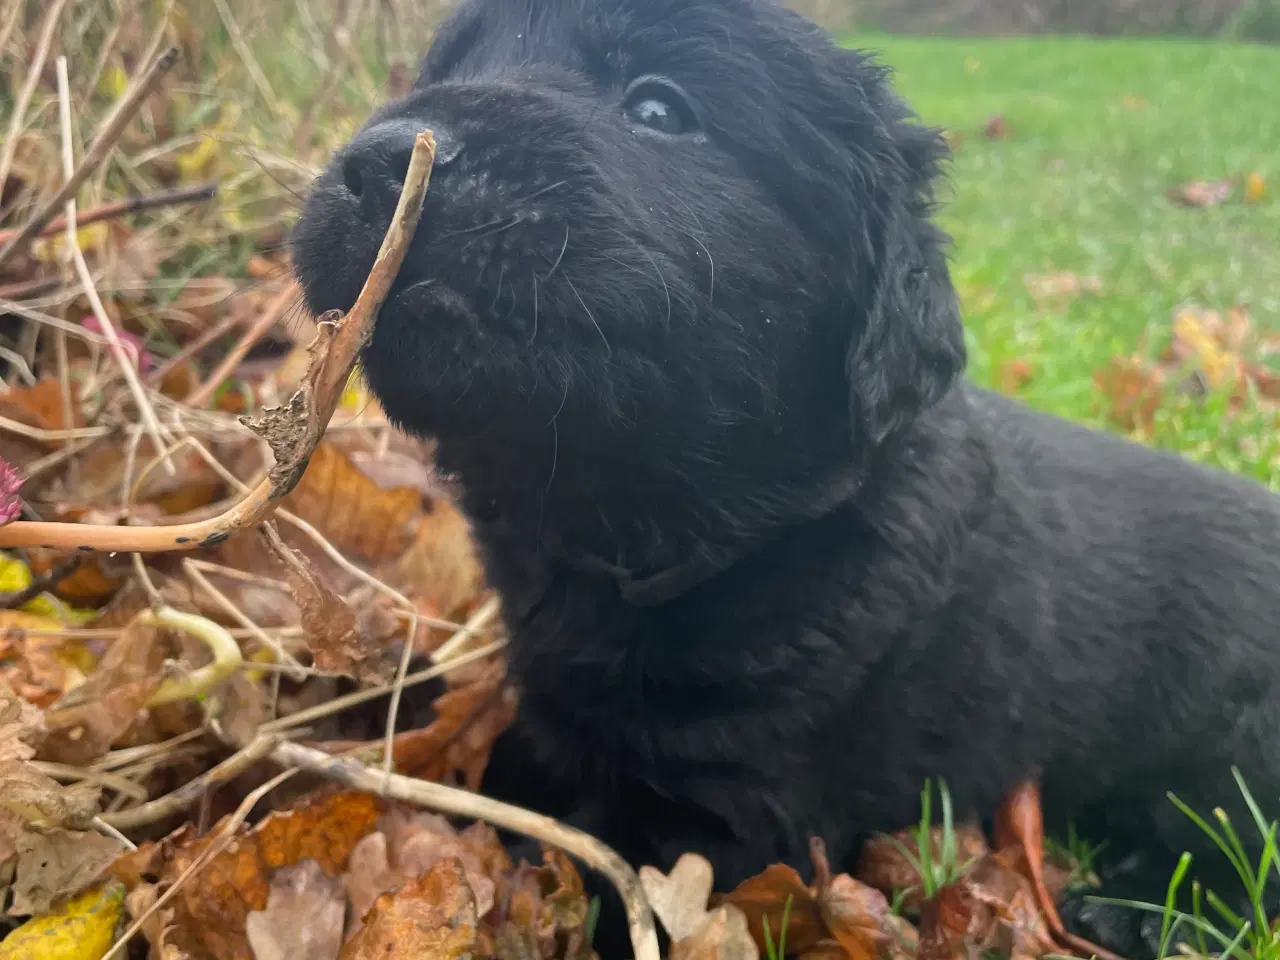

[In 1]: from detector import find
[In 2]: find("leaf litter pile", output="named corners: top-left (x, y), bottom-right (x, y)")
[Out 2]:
top-left (0, 7), bottom-right (1270, 960)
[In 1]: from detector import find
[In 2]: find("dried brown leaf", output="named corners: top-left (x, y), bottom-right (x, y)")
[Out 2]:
top-left (0, 677), bottom-right (44, 761)
top-left (1094, 356), bottom-right (1164, 433)
top-left (1167, 177), bottom-right (1237, 208)
top-left (112, 789), bottom-right (380, 960)
top-left (640, 852), bottom-right (716, 942)
top-left (283, 442), bottom-right (422, 563)
top-left (341, 858), bottom-right (478, 960)
top-left (856, 824), bottom-right (988, 912)
top-left (672, 905), bottom-right (760, 960)
top-left (8, 825), bottom-right (124, 917)
top-left (244, 859), bottom-right (346, 960)
top-left (266, 527), bottom-right (396, 684)
top-left (38, 616), bottom-right (167, 765)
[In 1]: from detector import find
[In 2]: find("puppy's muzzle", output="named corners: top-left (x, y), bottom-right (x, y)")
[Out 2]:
top-left (337, 117), bottom-right (463, 228)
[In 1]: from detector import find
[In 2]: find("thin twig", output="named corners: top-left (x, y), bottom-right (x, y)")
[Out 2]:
top-left (0, 0), bottom-right (72, 217)
top-left (0, 182), bottom-right (219, 247)
top-left (101, 734), bottom-right (280, 830)
top-left (0, 131), bottom-right (437, 552)
top-left (0, 46), bottom-right (183, 271)
top-left (144, 304), bottom-right (244, 387)
top-left (54, 57), bottom-right (177, 476)
top-left (267, 740), bottom-right (661, 960)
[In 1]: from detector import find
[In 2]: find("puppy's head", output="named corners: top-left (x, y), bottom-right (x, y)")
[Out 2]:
top-left (292, 0), bottom-right (964, 552)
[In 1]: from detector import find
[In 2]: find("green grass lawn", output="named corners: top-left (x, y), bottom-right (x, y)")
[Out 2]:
top-left (849, 35), bottom-right (1280, 486)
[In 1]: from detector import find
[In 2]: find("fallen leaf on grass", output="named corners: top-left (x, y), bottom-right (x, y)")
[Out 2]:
top-left (994, 359), bottom-right (1034, 395)
top-left (1023, 272), bottom-right (1103, 305)
top-left (245, 859), bottom-right (346, 960)
top-left (1095, 356), bottom-right (1164, 433)
top-left (718, 837), bottom-right (895, 960)
top-left (341, 858), bottom-right (478, 960)
top-left (112, 789), bottom-right (380, 960)
top-left (265, 526), bottom-right (397, 685)
top-left (0, 880), bottom-right (125, 960)
top-left (1167, 178), bottom-right (1237, 208)
top-left (1244, 171), bottom-right (1267, 204)
top-left (983, 115), bottom-right (1011, 139)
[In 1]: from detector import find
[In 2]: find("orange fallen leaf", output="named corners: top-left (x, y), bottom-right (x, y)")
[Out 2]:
top-left (492, 848), bottom-right (597, 960)
top-left (1095, 356), bottom-right (1164, 434)
top-left (995, 358), bottom-right (1034, 395)
top-left (112, 788), bottom-right (380, 960)
top-left (718, 838), bottom-right (895, 960)
top-left (983, 115), bottom-right (1011, 139)
top-left (341, 857), bottom-right (478, 960)
top-left (1167, 177), bottom-right (1236, 208)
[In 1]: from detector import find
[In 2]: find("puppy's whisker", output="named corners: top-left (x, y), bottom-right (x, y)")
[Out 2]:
top-left (540, 224), bottom-right (571, 283)
top-left (514, 180), bottom-right (569, 205)
top-left (529, 272), bottom-right (540, 345)
top-left (563, 273), bottom-right (610, 357)
top-left (439, 215), bottom-right (523, 241)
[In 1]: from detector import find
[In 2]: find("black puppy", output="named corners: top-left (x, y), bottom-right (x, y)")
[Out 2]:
top-left (292, 0), bottom-right (1280, 955)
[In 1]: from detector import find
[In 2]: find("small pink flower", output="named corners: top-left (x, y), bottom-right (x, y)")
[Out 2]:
top-left (0, 457), bottom-right (22, 525)
top-left (81, 315), bottom-right (153, 374)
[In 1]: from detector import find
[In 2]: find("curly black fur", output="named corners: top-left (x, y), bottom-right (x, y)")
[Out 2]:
top-left (291, 1), bottom-right (1280, 955)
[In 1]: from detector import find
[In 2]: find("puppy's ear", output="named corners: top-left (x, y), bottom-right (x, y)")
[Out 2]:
top-left (846, 193), bottom-right (966, 447)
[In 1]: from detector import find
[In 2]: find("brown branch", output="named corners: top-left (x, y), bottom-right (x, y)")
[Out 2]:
top-left (267, 739), bottom-right (662, 960)
top-left (0, 277), bottom-right (64, 302)
top-left (0, 182), bottom-right (219, 247)
top-left (0, 46), bottom-right (182, 272)
top-left (0, 131), bottom-right (437, 552)
top-left (0, 554), bottom-right (83, 610)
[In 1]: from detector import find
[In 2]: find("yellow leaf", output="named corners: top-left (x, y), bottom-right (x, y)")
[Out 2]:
top-left (31, 223), bottom-right (109, 263)
top-left (0, 554), bottom-right (102, 625)
top-left (0, 882), bottom-right (124, 960)
top-left (1245, 171), bottom-right (1267, 204)
top-left (97, 65), bottom-right (129, 100)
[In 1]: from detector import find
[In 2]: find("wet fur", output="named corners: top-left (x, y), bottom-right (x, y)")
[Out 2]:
top-left (291, 1), bottom-right (1280, 954)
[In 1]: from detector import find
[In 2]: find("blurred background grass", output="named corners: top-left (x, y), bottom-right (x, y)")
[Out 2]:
top-left (2, 0), bottom-right (1277, 484)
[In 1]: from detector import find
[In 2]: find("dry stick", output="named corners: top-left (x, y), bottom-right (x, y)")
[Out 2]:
top-left (0, 182), bottom-right (219, 247)
top-left (0, 46), bottom-right (183, 271)
top-left (269, 739), bottom-right (662, 960)
top-left (0, 276), bottom-right (64, 301)
top-left (54, 57), bottom-right (176, 476)
top-left (0, 0), bottom-right (72, 212)
top-left (100, 733), bottom-right (281, 830)
top-left (0, 130), bottom-right (438, 551)
top-left (0, 0), bottom-right (23, 65)
top-left (185, 282), bottom-right (298, 407)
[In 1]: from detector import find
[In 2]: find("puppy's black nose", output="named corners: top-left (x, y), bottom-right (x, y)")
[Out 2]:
top-left (339, 118), bottom-right (460, 221)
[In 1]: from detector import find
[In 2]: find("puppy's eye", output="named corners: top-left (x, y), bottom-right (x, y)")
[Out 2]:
top-left (623, 78), bottom-right (698, 136)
